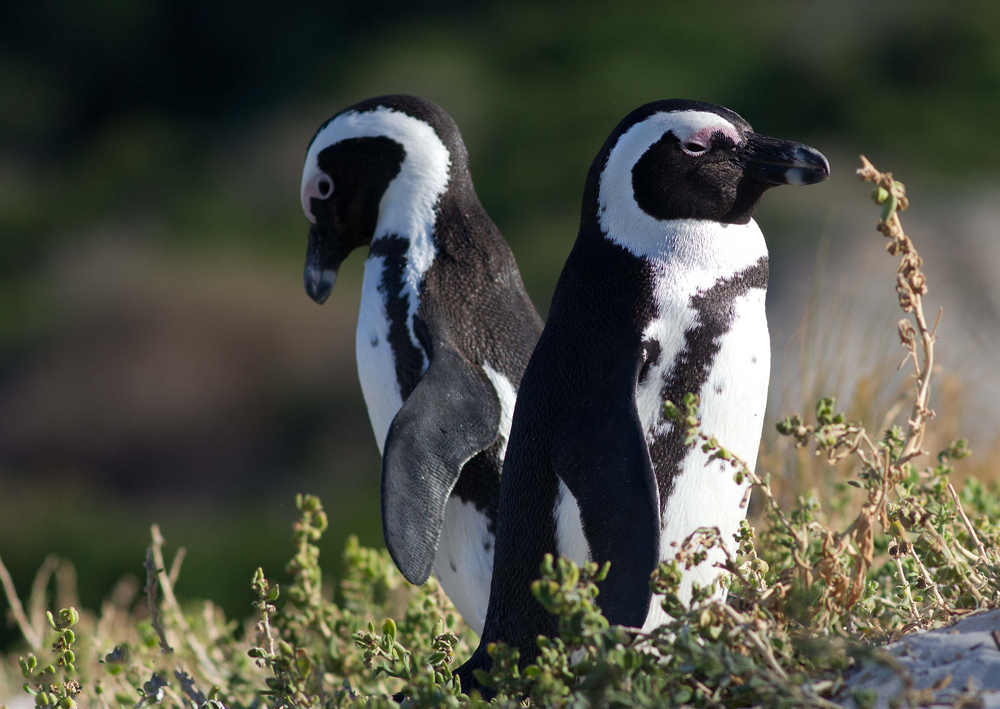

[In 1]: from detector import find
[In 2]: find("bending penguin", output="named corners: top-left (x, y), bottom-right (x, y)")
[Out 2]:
top-left (459, 99), bottom-right (828, 691)
top-left (299, 95), bottom-right (543, 635)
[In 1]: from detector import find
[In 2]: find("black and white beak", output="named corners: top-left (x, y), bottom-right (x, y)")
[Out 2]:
top-left (303, 224), bottom-right (341, 304)
top-left (742, 133), bottom-right (830, 186)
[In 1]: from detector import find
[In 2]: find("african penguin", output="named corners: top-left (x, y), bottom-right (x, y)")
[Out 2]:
top-left (299, 95), bottom-right (543, 636)
top-left (459, 99), bottom-right (829, 691)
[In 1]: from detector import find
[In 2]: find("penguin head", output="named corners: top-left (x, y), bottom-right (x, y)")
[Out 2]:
top-left (300, 95), bottom-right (461, 303)
top-left (587, 99), bottom-right (829, 237)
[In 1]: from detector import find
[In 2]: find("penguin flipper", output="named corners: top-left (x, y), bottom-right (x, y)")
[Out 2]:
top-left (381, 342), bottom-right (501, 586)
top-left (550, 350), bottom-right (660, 628)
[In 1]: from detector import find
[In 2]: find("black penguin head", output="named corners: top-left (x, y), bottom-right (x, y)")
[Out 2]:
top-left (586, 99), bottom-right (829, 232)
top-left (300, 95), bottom-right (465, 304)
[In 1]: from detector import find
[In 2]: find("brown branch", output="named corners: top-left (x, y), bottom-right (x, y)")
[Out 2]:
top-left (857, 156), bottom-right (934, 470)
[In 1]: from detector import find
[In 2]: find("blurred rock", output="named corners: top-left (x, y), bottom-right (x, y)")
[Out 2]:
top-left (837, 609), bottom-right (1000, 709)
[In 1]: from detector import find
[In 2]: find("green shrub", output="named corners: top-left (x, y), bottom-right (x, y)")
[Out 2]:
top-left (2, 159), bottom-right (997, 708)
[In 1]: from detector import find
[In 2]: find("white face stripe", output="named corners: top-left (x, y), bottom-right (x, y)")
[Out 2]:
top-left (598, 110), bottom-right (742, 255)
top-left (300, 106), bottom-right (452, 233)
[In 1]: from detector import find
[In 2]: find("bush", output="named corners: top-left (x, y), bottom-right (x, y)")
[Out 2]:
top-left (2, 159), bottom-right (997, 709)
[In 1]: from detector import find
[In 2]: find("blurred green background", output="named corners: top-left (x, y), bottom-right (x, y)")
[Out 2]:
top-left (2, 1), bottom-right (998, 651)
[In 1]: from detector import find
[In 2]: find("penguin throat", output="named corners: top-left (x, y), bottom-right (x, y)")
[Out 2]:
top-left (601, 218), bottom-right (768, 277)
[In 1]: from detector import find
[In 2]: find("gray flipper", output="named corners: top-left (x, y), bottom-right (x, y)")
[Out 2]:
top-left (381, 329), bottom-right (501, 585)
top-left (550, 348), bottom-right (660, 628)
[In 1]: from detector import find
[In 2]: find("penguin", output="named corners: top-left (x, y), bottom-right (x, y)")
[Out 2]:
top-left (299, 95), bottom-right (543, 636)
top-left (459, 99), bottom-right (829, 691)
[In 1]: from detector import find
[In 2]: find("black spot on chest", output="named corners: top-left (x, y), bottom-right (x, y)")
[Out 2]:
top-left (646, 256), bottom-right (768, 511)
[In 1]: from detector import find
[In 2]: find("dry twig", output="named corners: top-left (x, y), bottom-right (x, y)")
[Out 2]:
top-left (0, 553), bottom-right (42, 651)
top-left (144, 547), bottom-right (174, 654)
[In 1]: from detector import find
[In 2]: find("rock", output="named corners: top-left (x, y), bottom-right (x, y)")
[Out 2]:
top-left (838, 609), bottom-right (1000, 709)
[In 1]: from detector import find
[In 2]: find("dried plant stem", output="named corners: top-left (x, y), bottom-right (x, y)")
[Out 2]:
top-left (54, 559), bottom-right (79, 614)
top-left (910, 552), bottom-right (949, 613)
top-left (734, 624), bottom-right (844, 707)
top-left (894, 556), bottom-right (921, 623)
top-left (921, 523), bottom-right (987, 602)
top-left (857, 156), bottom-right (933, 469)
top-left (161, 686), bottom-right (187, 709)
top-left (0, 553), bottom-right (42, 651)
top-left (947, 483), bottom-right (990, 566)
top-left (144, 548), bottom-right (174, 653)
top-left (28, 553), bottom-right (60, 642)
top-left (173, 669), bottom-right (207, 705)
top-left (167, 546), bottom-right (187, 588)
top-left (899, 299), bottom-right (934, 464)
top-left (202, 601), bottom-right (222, 644)
top-left (259, 599), bottom-right (277, 657)
top-left (692, 679), bottom-right (726, 709)
top-left (719, 604), bottom-right (788, 681)
top-left (149, 525), bottom-right (225, 686)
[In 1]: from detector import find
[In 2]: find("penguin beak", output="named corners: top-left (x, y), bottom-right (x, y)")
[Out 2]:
top-left (304, 223), bottom-right (342, 304)
top-left (742, 134), bottom-right (830, 186)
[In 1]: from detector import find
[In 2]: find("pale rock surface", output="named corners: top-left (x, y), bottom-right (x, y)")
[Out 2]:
top-left (838, 609), bottom-right (1000, 709)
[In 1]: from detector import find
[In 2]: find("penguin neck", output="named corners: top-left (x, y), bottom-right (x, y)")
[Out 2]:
top-left (603, 218), bottom-right (768, 296)
top-left (360, 206), bottom-right (442, 412)
top-left (357, 226), bottom-right (430, 451)
top-left (356, 184), bottom-right (461, 434)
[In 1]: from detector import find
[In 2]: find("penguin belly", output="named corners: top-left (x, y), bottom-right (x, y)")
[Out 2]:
top-left (432, 498), bottom-right (494, 636)
top-left (637, 282), bottom-right (769, 630)
top-left (357, 255), bottom-right (509, 636)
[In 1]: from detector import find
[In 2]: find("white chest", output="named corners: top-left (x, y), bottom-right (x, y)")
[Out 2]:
top-left (356, 255), bottom-right (407, 453)
top-left (638, 274), bottom-right (770, 629)
top-left (644, 285), bottom-right (769, 532)
top-left (635, 281), bottom-right (770, 458)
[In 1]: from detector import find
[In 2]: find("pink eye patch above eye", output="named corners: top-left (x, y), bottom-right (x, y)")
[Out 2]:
top-left (684, 124), bottom-right (741, 151)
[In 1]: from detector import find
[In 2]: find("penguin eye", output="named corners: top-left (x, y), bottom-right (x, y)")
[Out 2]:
top-left (682, 141), bottom-right (709, 155)
top-left (301, 172), bottom-right (335, 223)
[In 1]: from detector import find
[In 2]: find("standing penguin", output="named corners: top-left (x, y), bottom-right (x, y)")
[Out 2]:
top-left (460, 99), bottom-right (828, 688)
top-left (299, 95), bottom-right (543, 635)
